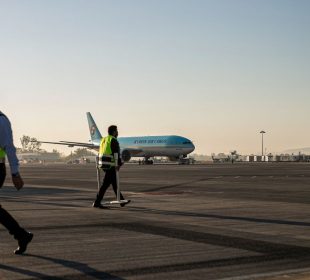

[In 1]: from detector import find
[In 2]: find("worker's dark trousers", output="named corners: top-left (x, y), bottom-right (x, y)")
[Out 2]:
top-left (0, 163), bottom-right (27, 240)
top-left (95, 167), bottom-right (124, 203)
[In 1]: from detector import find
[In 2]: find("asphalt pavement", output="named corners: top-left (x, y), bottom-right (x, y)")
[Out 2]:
top-left (0, 162), bottom-right (310, 279)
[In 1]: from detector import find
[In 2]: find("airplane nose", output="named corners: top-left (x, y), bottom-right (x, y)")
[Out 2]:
top-left (191, 144), bottom-right (195, 152)
top-left (190, 143), bottom-right (195, 153)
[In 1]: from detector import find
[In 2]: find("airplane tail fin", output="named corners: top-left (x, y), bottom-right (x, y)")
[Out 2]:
top-left (86, 112), bottom-right (102, 142)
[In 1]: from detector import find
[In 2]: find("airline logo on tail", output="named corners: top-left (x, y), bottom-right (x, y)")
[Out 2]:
top-left (90, 126), bottom-right (96, 136)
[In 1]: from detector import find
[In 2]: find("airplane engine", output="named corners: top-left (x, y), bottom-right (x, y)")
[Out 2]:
top-left (121, 150), bottom-right (131, 162)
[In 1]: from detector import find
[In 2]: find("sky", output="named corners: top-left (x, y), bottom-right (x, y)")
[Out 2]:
top-left (1, 0), bottom-right (309, 155)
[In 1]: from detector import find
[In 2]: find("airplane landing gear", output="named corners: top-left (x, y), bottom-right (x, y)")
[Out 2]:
top-left (142, 158), bottom-right (154, 165)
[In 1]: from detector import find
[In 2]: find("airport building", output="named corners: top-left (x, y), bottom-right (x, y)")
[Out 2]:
top-left (212, 153), bottom-right (310, 163)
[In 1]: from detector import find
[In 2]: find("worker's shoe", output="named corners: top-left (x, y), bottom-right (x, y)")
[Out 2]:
top-left (14, 231), bottom-right (33, 255)
top-left (120, 200), bottom-right (131, 207)
top-left (92, 202), bottom-right (105, 209)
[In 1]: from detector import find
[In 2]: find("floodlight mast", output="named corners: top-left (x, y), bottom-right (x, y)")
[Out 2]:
top-left (260, 131), bottom-right (266, 156)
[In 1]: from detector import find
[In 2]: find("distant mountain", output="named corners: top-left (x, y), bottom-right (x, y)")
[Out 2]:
top-left (283, 147), bottom-right (310, 154)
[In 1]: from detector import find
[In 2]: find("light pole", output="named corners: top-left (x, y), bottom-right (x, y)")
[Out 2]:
top-left (260, 131), bottom-right (266, 157)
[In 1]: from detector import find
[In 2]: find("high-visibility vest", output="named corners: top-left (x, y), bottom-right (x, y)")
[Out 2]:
top-left (98, 135), bottom-right (117, 170)
top-left (0, 148), bottom-right (5, 159)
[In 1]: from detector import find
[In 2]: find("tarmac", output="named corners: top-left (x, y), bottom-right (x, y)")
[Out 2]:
top-left (1, 162), bottom-right (310, 280)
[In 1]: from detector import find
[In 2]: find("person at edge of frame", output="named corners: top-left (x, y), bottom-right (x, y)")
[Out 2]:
top-left (0, 111), bottom-right (33, 254)
top-left (93, 125), bottom-right (131, 209)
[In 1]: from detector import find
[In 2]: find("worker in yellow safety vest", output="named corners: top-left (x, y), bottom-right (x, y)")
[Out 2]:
top-left (0, 111), bottom-right (33, 254)
top-left (93, 125), bottom-right (130, 208)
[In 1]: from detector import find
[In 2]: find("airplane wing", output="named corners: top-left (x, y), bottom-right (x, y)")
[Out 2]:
top-left (36, 140), bottom-right (99, 149)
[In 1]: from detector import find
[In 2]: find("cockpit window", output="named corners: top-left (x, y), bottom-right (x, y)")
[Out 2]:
top-left (183, 141), bottom-right (192, 144)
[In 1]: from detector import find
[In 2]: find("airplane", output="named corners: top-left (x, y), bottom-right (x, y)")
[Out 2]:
top-left (37, 112), bottom-right (195, 164)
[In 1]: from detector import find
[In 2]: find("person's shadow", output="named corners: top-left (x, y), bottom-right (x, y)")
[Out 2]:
top-left (0, 262), bottom-right (63, 279)
top-left (22, 253), bottom-right (124, 280)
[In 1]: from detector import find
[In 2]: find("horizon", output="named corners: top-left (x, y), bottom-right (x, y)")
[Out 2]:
top-left (14, 142), bottom-right (310, 157)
